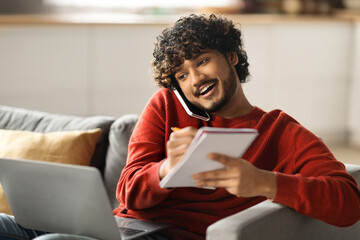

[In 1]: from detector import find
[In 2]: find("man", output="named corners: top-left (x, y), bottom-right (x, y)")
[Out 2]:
top-left (0, 13), bottom-right (359, 240)
top-left (113, 14), bottom-right (360, 240)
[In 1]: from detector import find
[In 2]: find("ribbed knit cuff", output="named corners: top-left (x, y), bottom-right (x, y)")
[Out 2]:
top-left (273, 172), bottom-right (299, 206)
top-left (146, 160), bottom-right (173, 195)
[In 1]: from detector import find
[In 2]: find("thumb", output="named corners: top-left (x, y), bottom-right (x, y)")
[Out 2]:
top-left (208, 152), bottom-right (238, 166)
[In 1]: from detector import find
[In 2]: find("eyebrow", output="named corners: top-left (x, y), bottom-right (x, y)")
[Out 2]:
top-left (192, 51), bottom-right (210, 61)
top-left (173, 67), bottom-right (181, 75)
top-left (173, 51), bottom-right (210, 75)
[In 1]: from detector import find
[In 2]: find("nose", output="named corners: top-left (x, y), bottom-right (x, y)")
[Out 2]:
top-left (189, 68), bottom-right (206, 87)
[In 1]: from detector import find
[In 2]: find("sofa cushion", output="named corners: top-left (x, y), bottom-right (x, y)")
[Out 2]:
top-left (0, 128), bottom-right (102, 214)
top-left (0, 105), bottom-right (115, 172)
top-left (0, 128), bottom-right (101, 165)
top-left (104, 114), bottom-right (138, 209)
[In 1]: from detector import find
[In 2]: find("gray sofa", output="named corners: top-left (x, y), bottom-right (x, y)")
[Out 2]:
top-left (1, 105), bottom-right (360, 240)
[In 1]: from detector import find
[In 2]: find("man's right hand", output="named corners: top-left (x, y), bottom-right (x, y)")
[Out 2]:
top-left (159, 127), bottom-right (198, 179)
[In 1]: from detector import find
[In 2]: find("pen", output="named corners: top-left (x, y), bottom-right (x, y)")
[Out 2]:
top-left (171, 127), bottom-right (181, 132)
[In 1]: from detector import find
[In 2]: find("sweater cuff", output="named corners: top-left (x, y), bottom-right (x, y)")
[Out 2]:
top-left (147, 160), bottom-right (173, 195)
top-left (273, 172), bottom-right (299, 206)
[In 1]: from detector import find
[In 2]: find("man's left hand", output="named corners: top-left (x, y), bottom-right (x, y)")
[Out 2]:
top-left (192, 153), bottom-right (277, 199)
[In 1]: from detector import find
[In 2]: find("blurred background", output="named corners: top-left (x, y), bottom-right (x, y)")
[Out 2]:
top-left (0, 0), bottom-right (358, 15)
top-left (0, 0), bottom-right (360, 163)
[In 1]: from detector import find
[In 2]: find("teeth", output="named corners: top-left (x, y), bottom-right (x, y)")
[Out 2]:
top-left (200, 83), bottom-right (215, 95)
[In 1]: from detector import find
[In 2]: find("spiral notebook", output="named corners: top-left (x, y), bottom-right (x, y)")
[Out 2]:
top-left (160, 127), bottom-right (258, 188)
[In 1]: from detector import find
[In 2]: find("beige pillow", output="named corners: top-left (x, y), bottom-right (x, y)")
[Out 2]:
top-left (0, 128), bottom-right (101, 214)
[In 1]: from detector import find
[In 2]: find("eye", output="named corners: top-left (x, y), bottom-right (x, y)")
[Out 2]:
top-left (177, 73), bottom-right (187, 81)
top-left (198, 58), bottom-right (208, 66)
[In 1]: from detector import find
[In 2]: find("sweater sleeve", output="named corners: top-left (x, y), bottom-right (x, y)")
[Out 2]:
top-left (273, 124), bottom-right (360, 227)
top-left (116, 90), bottom-right (173, 210)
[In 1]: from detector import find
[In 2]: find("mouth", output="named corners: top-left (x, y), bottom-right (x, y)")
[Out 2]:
top-left (196, 80), bottom-right (217, 98)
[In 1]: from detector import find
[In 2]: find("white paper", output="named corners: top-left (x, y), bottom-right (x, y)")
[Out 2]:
top-left (159, 127), bottom-right (258, 188)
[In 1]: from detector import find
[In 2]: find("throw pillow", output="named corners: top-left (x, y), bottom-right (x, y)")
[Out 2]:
top-left (0, 128), bottom-right (101, 214)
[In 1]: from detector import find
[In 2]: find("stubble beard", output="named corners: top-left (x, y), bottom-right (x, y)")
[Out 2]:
top-left (191, 67), bottom-right (238, 114)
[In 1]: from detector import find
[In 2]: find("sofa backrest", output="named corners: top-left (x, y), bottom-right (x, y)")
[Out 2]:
top-left (0, 105), bottom-right (115, 172)
top-left (104, 114), bottom-right (139, 209)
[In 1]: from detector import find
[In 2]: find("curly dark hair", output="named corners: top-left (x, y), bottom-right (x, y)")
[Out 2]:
top-left (152, 14), bottom-right (250, 88)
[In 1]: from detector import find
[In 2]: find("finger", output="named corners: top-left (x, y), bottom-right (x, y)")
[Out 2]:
top-left (168, 129), bottom-right (196, 150)
top-left (195, 178), bottom-right (237, 189)
top-left (167, 142), bottom-right (190, 160)
top-left (169, 132), bottom-right (194, 144)
top-left (171, 126), bottom-right (197, 138)
top-left (208, 152), bottom-right (244, 166)
top-left (181, 126), bottom-right (198, 136)
top-left (167, 127), bottom-right (198, 158)
top-left (167, 135), bottom-right (193, 150)
top-left (193, 169), bottom-right (238, 180)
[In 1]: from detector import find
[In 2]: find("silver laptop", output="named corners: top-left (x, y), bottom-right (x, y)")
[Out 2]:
top-left (0, 157), bottom-right (168, 240)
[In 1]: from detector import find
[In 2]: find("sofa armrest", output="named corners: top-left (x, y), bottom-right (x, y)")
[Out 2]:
top-left (345, 163), bottom-right (360, 185)
top-left (207, 163), bottom-right (360, 240)
top-left (207, 200), bottom-right (300, 240)
top-left (207, 200), bottom-right (360, 240)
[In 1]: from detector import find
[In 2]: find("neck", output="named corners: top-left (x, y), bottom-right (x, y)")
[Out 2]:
top-left (213, 84), bottom-right (253, 119)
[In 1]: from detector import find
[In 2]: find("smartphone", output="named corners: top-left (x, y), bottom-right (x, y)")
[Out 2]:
top-left (171, 79), bottom-right (210, 121)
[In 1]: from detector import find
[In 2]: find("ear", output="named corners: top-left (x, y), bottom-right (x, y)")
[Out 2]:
top-left (226, 52), bottom-right (238, 66)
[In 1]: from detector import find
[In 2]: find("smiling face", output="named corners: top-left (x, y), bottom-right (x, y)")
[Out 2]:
top-left (174, 50), bottom-right (242, 115)
top-left (152, 14), bottom-right (250, 90)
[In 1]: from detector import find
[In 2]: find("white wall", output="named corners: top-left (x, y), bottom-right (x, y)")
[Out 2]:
top-left (87, 25), bottom-right (163, 116)
top-left (348, 22), bottom-right (360, 147)
top-left (0, 24), bottom-right (163, 117)
top-left (0, 20), bottom-right (358, 145)
top-left (0, 25), bottom-right (89, 115)
top-left (241, 22), bottom-right (352, 143)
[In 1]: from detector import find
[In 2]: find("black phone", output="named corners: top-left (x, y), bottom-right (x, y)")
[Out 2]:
top-left (171, 79), bottom-right (210, 121)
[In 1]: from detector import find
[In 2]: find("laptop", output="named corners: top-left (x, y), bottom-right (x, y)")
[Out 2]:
top-left (0, 157), bottom-right (168, 240)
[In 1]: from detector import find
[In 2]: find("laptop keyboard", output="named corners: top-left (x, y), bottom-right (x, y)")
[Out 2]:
top-left (118, 226), bottom-right (146, 236)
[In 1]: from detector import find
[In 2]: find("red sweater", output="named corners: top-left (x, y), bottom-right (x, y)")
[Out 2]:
top-left (114, 88), bottom-right (360, 239)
